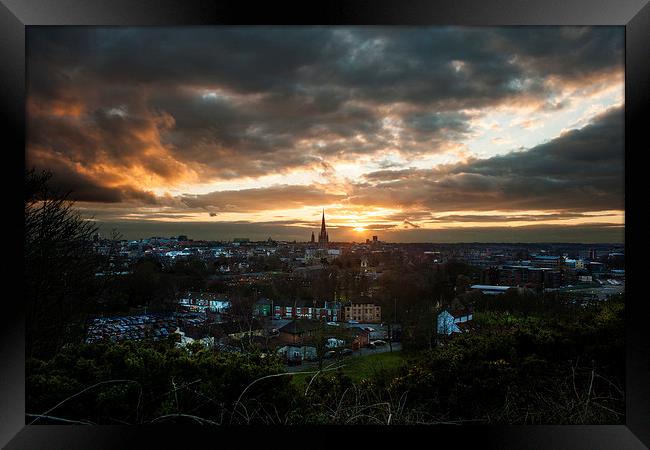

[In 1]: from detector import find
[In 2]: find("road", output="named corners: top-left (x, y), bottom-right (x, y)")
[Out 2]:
top-left (284, 342), bottom-right (402, 373)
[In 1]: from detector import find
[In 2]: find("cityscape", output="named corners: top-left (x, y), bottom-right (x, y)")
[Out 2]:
top-left (85, 210), bottom-right (624, 358)
top-left (25, 26), bottom-right (624, 426)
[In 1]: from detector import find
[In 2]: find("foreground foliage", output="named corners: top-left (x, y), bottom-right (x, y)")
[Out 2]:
top-left (27, 294), bottom-right (623, 425)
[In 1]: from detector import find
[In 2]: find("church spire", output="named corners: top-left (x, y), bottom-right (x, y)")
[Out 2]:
top-left (318, 209), bottom-right (329, 246)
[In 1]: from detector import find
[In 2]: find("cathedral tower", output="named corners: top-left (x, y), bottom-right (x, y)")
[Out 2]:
top-left (318, 210), bottom-right (329, 246)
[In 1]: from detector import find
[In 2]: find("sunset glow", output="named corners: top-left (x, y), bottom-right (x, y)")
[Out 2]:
top-left (27, 27), bottom-right (624, 242)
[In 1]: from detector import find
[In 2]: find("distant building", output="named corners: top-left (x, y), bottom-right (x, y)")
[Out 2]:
top-left (587, 261), bottom-right (606, 273)
top-left (360, 256), bottom-right (369, 270)
top-left (273, 303), bottom-right (340, 321)
top-left (277, 320), bottom-right (320, 345)
top-left (436, 307), bottom-right (473, 336)
top-left (327, 248), bottom-right (341, 259)
top-left (531, 254), bottom-right (563, 268)
top-left (481, 267), bottom-right (499, 285)
top-left (318, 210), bottom-right (329, 247)
top-left (347, 326), bottom-right (370, 350)
top-left (343, 302), bottom-right (381, 323)
top-left (563, 258), bottom-right (586, 270)
top-left (491, 265), bottom-right (562, 288)
top-left (179, 292), bottom-right (230, 313)
top-left (277, 345), bottom-right (317, 362)
top-left (611, 269), bottom-right (625, 278)
top-left (470, 284), bottom-right (515, 295)
top-left (254, 298), bottom-right (272, 316)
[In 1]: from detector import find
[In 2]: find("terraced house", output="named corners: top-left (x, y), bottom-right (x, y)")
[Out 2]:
top-left (343, 302), bottom-right (381, 323)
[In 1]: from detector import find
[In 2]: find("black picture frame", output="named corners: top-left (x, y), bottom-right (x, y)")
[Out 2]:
top-left (1, 0), bottom-right (648, 448)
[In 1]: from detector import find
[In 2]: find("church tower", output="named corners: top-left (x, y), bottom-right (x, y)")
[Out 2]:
top-left (318, 209), bottom-right (329, 246)
top-left (311, 231), bottom-right (315, 243)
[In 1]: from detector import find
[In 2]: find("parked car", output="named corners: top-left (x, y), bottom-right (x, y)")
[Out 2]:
top-left (323, 350), bottom-right (337, 359)
top-left (371, 340), bottom-right (387, 346)
top-left (367, 342), bottom-right (376, 349)
top-left (348, 320), bottom-right (359, 324)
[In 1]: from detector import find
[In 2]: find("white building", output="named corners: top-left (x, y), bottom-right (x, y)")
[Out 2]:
top-left (470, 284), bottom-right (515, 295)
top-left (436, 309), bottom-right (473, 336)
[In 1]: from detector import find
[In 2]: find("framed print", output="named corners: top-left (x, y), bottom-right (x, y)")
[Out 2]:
top-left (1, 0), bottom-right (648, 448)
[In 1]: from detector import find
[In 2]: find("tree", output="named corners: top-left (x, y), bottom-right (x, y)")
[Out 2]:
top-left (455, 274), bottom-right (472, 295)
top-left (309, 321), bottom-right (353, 371)
top-left (25, 169), bottom-right (100, 358)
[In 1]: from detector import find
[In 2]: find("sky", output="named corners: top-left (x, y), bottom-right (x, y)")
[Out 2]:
top-left (26, 26), bottom-right (625, 243)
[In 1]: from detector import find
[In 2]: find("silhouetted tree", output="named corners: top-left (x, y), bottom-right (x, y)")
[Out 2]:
top-left (25, 169), bottom-right (99, 358)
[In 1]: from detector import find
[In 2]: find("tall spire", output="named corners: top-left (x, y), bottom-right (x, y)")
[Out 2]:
top-left (318, 209), bottom-right (329, 246)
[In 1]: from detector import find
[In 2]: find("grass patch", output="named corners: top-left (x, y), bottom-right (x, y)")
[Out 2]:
top-left (290, 351), bottom-right (407, 388)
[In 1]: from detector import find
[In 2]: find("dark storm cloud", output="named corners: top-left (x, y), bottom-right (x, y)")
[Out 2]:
top-left (180, 185), bottom-right (348, 213)
top-left (354, 106), bottom-right (624, 212)
top-left (492, 27), bottom-right (623, 80)
top-left (27, 26), bottom-right (623, 192)
top-left (29, 26), bottom-right (622, 100)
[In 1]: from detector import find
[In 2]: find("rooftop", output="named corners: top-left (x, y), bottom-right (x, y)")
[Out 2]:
top-left (278, 320), bottom-right (322, 335)
top-left (470, 284), bottom-right (514, 291)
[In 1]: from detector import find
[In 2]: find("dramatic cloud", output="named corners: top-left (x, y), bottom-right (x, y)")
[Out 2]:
top-left (352, 106), bottom-right (624, 212)
top-left (180, 185), bottom-right (348, 213)
top-left (26, 26), bottom-right (624, 242)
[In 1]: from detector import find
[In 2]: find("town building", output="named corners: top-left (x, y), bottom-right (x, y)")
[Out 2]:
top-left (254, 298), bottom-right (272, 316)
top-left (277, 345), bottom-right (317, 362)
top-left (277, 320), bottom-right (321, 345)
top-left (436, 307), bottom-right (473, 336)
top-left (347, 327), bottom-right (370, 350)
top-left (343, 302), bottom-right (381, 323)
top-left (318, 210), bottom-right (329, 247)
top-left (530, 254), bottom-right (563, 268)
top-left (481, 265), bottom-right (563, 289)
top-left (179, 291), bottom-right (230, 313)
top-left (470, 284), bottom-right (515, 295)
top-left (273, 302), bottom-right (341, 321)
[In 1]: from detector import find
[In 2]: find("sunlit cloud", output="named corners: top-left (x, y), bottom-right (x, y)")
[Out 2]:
top-left (26, 26), bottom-right (624, 242)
